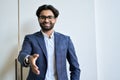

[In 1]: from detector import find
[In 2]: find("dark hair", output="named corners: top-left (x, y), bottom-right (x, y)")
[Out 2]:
top-left (36, 4), bottom-right (59, 18)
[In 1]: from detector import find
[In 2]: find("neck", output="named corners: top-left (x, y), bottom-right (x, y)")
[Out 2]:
top-left (42, 29), bottom-right (54, 37)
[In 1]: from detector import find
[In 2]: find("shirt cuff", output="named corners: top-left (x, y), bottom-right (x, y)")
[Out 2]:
top-left (24, 55), bottom-right (30, 67)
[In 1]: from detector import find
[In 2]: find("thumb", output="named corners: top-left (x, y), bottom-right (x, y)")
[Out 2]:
top-left (33, 54), bottom-right (39, 58)
top-left (29, 54), bottom-right (39, 65)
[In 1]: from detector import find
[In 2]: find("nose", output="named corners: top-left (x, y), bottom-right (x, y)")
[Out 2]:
top-left (44, 18), bottom-right (49, 22)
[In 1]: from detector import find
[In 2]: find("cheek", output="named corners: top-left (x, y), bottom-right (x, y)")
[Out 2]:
top-left (39, 20), bottom-right (43, 24)
top-left (38, 19), bottom-right (43, 22)
top-left (52, 19), bottom-right (56, 23)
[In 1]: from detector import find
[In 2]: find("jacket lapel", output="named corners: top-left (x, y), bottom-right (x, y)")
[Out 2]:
top-left (35, 32), bottom-right (48, 60)
top-left (54, 32), bottom-right (62, 77)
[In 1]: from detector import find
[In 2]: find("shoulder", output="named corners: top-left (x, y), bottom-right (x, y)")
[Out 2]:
top-left (24, 31), bottom-right (41, 39)
top-left (54, 32), bottom-right (72, 42)
top-left (55, 31), bottom-right (70, 38)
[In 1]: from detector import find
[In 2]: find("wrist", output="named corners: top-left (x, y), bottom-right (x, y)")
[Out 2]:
top-left (25, 55), bottom-right (30, 65)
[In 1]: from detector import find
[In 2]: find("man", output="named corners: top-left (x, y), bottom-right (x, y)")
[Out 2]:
top-left (18, 4), bottom-right (80, 80)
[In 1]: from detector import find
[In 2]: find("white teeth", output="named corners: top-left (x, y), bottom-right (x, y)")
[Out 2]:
top-left (45, 24), bottom-right (50, 26)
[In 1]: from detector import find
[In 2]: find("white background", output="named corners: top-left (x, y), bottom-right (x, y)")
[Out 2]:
top-left (0, 0), bottom-right (120, 80)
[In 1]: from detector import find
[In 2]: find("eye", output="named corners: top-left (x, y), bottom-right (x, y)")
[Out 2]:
top-left (39, 16), bottom-right (46, 19)
top-left (39, 16), bottom-right (55, 20)
top-left (48, 16), bottom-right (55, 19)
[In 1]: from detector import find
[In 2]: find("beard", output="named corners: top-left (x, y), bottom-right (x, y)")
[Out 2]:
top-left (40, 22), bottom-right (54, 32)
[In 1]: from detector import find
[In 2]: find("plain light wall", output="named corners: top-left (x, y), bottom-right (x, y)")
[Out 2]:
top-left (0, 0), bottom-right (18, 80)
top-left (95, 0), bottom-right (120, 80)
top-left (19, 0), bottom-right (97, 80)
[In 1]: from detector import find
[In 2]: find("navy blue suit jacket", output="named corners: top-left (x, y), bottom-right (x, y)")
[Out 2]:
top-left (18, 31), bottom-right (80, 80)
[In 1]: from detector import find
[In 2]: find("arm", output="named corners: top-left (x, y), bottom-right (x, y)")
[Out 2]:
top-left (18, 35), bottom-right (40, 75)
top-left (18, 35), bottom-right (32, 67)
top-left (67, 37), bottom-right (81, 80)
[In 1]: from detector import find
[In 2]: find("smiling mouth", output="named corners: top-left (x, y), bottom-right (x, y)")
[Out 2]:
top-left (44, 24), bottom-right (50, 27)
top-left (43, 22), bottom-right (50, 26)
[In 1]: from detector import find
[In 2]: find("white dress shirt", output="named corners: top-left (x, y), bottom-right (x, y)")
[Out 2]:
top-left (42, 31), bottom-right (57, 80)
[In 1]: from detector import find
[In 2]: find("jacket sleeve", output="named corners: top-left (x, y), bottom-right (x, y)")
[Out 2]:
top-left (67, 37), bottom-right (81, 80)
top-left (18, 35), bottom-right (32, 67)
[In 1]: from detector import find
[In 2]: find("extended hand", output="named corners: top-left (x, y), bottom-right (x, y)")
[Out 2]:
top-left (28, 54), bottom-right (40, 75)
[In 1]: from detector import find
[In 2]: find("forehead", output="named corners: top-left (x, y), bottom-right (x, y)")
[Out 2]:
top-left (40, 10), bottom-right (54, 16)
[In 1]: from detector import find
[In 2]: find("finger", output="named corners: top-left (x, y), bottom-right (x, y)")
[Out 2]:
top-left (29, 54), bottom-right (39, 65)
top-left (28, 54), bottom-right (40, 75)
top-left (31, 61), bottom-right (40, 75)
top-left (31, 63), bottom-right (39, 69)
top-left (33, 54), bottom-right (39, 58)
top-left (29, 54), bottom-right (40, 75)
top-left (32, 54), bottom-right (39, 65)
top-left (32, 66), bottom-right (40, 75)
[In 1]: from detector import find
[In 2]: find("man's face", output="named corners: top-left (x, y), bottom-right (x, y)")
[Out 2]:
top-left (38, 10), bottom-right (57, 32)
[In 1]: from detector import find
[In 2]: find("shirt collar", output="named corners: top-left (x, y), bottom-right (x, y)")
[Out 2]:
top-left (41, 30), bottom-right (54, 39)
